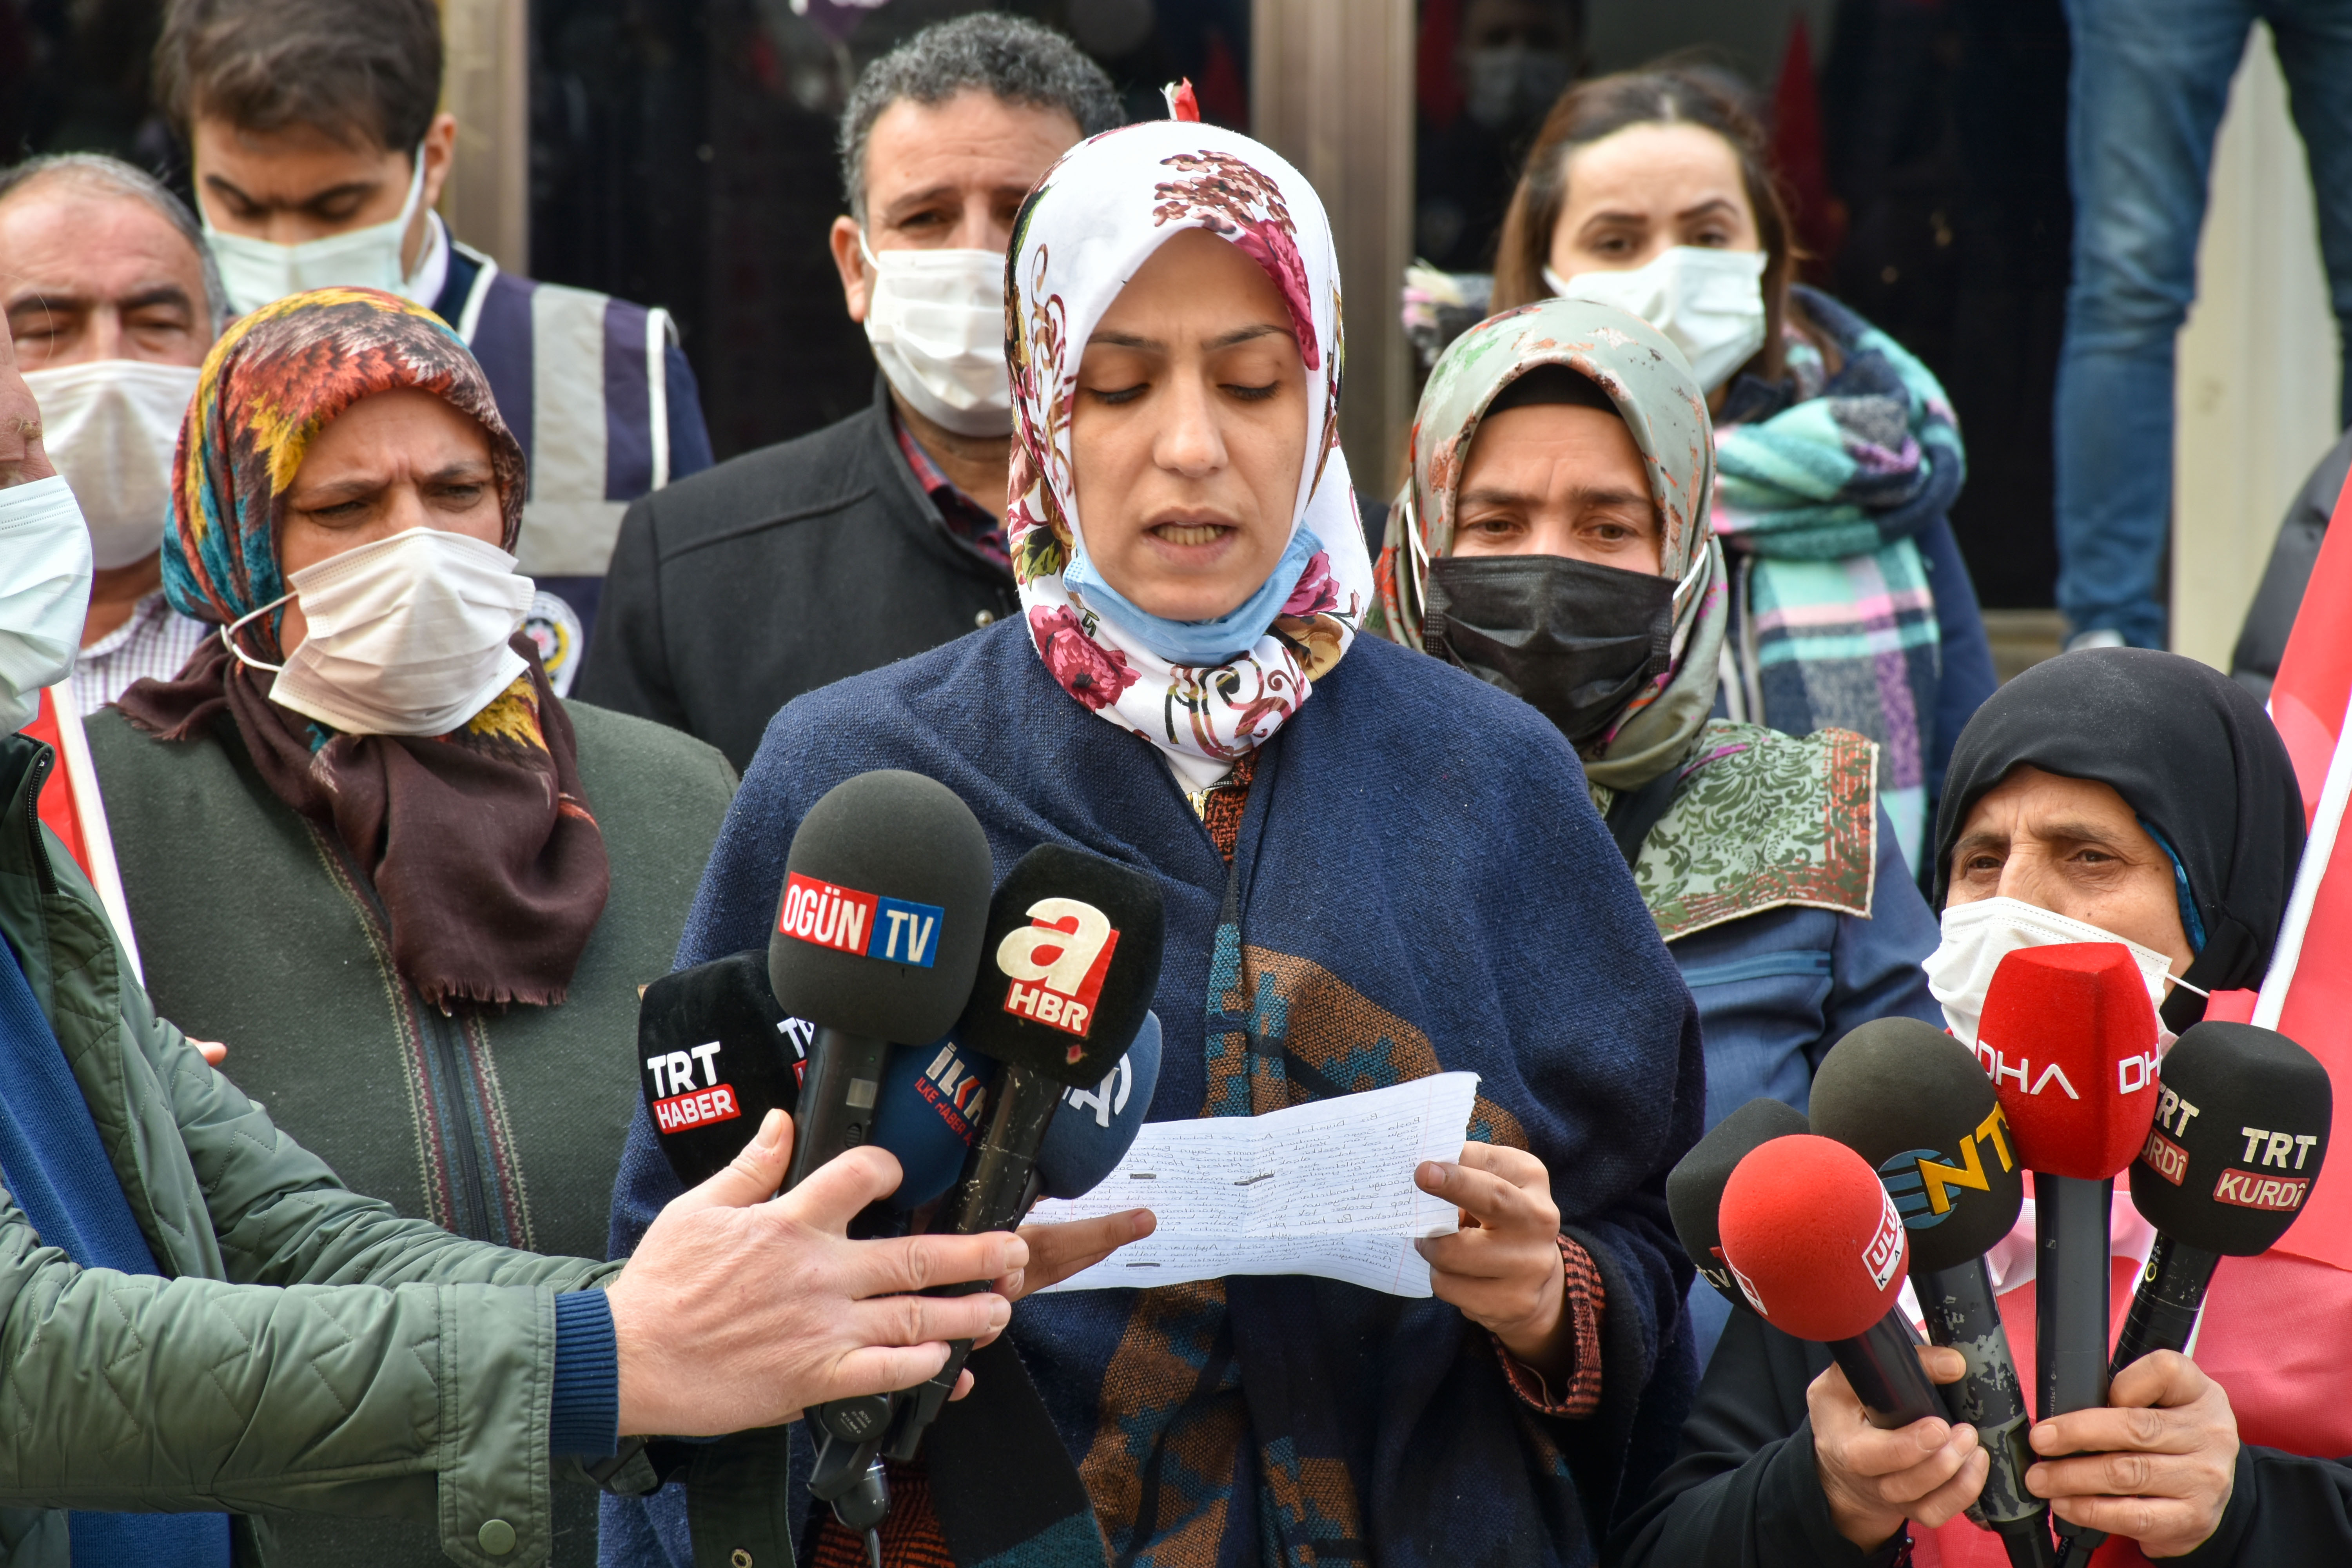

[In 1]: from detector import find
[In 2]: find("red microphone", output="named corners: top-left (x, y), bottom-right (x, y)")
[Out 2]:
top-left (1977, 943), bottom-right (2162, 1563)
top-left (1719, 1134), bottom-right (1945, 1428)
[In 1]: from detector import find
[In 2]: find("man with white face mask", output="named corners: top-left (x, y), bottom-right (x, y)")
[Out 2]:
top-left (154, 0), bottom-right (717, 685)
top-left (0, 155), bottom-right (217, 714)
top-left (576, 13), bottom-right (1122, 772)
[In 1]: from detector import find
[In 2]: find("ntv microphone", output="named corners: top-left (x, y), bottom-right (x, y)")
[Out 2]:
top-left (635, 951), bottom-right (1001, 1214)
top-left (1716, 1133), bottom-right (1949, 1431)
top-left (765, 770), bottom-right (993, 1193)
top-left (1811, 1018), bottom-right (2054, 1568)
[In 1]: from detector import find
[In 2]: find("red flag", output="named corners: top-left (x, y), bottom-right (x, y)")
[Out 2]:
top-left (2267, 463), bottom-right (2352, 823)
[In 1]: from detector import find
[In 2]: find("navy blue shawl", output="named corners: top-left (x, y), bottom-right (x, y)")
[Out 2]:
top-left (606, 622), bottom-right (1703, 1567)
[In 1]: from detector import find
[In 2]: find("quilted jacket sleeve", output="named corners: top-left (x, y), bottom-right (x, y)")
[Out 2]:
top-left (0, 824), bottom-right (620, 1568)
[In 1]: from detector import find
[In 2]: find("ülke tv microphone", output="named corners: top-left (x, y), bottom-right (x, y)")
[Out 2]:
top-left (1666, 1096), bottom-right (1811, 1314)
top-left (1717, 1133), bottom-right (1947, 1430)
top-left (767, 770), bottom-right (994, 1192)
top-left (1811, 1017), bottom-right (2053, 1568)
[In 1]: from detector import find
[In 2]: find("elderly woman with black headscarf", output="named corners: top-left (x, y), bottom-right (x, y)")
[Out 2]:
top-left (1613, 648), bottom-right (2352, 1568)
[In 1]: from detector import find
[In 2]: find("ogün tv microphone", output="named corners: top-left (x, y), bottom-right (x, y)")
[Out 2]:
top-left (1811, 1017), bottom-right (2054, 1568)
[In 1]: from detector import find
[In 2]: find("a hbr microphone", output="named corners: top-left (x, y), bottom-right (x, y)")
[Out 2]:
top-left (1811, 1018), bottom-right (2053, 1568)
top-left (1666, 1097), bottom-right (1811, 1316)
top-left (1717, 1134), bottom-right (1947, 1430)
top-left (2120, 1020), bottom-right (2331, 1371)
top-left (765, 770), bottom-right (994, 1193)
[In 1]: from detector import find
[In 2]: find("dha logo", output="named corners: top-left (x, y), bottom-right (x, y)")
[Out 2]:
top-left (1974, 1039), bottom-right (2081, 1100)
top-left (1062, 1055), bottom-right (1136, 1129)
top-left (918, 1041), bottom-right (990, 1137)
top-left (1862, 1183), bottom-right (1906, 1291)
top-left (996, 897), bottom-right (1120, 1045)
top-left (778, 872), bottom-right (945, 967)
top-left (646, 1040), bottom-right (740, 1134)
top-left (1880, 1107), bottom-right (2017, 1229)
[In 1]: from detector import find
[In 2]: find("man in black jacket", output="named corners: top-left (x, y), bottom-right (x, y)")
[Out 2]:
top-left (576, 15), bottom-right (1122, 770)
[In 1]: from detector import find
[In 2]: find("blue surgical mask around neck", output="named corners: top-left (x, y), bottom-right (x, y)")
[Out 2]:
top-left (1063, 524), bottom-right (1321, 666)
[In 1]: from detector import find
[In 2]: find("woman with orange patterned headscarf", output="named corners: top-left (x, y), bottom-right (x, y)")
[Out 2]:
top-left (79, 287), bottom-right (737, 1568)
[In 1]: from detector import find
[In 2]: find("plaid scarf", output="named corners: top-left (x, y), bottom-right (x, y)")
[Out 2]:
top-left (1711, 286), bottom-right (1965, 869)
top-left (117, 288), bottom-right (610, 1007)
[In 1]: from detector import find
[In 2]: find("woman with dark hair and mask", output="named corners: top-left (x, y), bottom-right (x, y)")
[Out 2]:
top-left (1372, 295), bottom-right (1941, 1370)
top-left (602, 119), bottom-right (1705, 1568)
top-left (1485, 63), bottom-right (1997, 881)
top-left (1611, 648), bottom-right (2352, 1568)
top-left (76, 287), bottom-right (738, 1567)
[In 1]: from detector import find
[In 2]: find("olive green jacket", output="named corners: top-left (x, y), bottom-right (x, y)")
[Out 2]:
top-left (0, 730), bottom-right (619, 1568)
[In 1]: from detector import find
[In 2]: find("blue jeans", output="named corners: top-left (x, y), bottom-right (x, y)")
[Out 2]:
top-left (2054, 0), bottom-right (2352, 647)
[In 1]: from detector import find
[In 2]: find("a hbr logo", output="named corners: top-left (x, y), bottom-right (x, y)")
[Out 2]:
top-left (1973, 1041), bottom-right (2163, 1099)
top-left (779, 872), bottom-right (946, 968)
top-left (996, 897), bottom-right (1120, 1045)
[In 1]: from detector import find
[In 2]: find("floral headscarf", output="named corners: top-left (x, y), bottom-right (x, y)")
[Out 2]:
top-left (120, 288), bottom-right (608, 1008)
top-left (1372, 298), bottom-right (1728, 791)
top-left (1005, 121), bottom-right (1376, 791)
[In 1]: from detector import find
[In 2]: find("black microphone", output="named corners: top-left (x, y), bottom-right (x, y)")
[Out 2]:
top-left (875, 842), bottom-right (1167, 1465)
top-left (1666, 1096), bottom-right (1811, 1315)
top-left (766, 770), bottom-right (994, 1192)
top-left (1811, 1018), bottom-right (2055, 1568)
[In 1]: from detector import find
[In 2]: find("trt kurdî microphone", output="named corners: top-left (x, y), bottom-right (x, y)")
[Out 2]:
top-left (1666, 1096), bottom-right (1811, 1314)
top-left (1811, 1017), bottom-right (2053, 1568)
top-left (766, 770), bottom-right (993, 1193)
top-left (1717, 1134), bottom-right (1947, 1430)
top-left (2120, 1020), bottom-right (2331, 1371)
top-left (1976, 944), bottom-right (2161, 1427)
top-left (636, 953), bottom-right (1002, 1212)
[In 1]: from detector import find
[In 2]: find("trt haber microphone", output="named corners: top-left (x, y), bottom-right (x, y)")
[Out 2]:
top-left (2120, 1020), bottom-right (2331, 1371)
top-left (1718, 1134), bottom-right (1945, 1430)
top-left (1812, 1018), bottom-right (2053, 1568)
top-left (1977, 944), bottom-right (2160, 1429)
top-left (767, 770), bottom-right (993, 1192)
top-left (1665, 1096), bottom-right (1811, 1314)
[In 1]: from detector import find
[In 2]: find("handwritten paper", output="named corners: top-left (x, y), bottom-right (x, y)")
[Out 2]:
top-left (1029, 1072), bottom-right (1480, 1297)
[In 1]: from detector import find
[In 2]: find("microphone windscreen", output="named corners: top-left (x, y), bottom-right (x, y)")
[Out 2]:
top-left (1036, 1010), bottom-right (1163, 1200)
top-left (637, 952), bottom-right (799, 1188)
top-left (767, 770), bottom-right (994, 1044)
top-left (2129, 1021), bottom-right (2332, 1255)
top-left (871, 1034), bottom-right (1000, 1212)
top-left (1809, 1017), bottom-right (2025, 1272)
top-left (1719, 1134), bottom-right (1910, 1342)
top-left (1978, 943), bottom-right (2161, 1180)
top-left (1666, 1097), bottom-right (1811, 1311)
top-left (954, 843), bottom-right (1166, 1087)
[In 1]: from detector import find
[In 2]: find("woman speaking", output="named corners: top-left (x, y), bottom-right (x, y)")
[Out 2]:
top-left (604, 121), bottom-right (1703, 1567)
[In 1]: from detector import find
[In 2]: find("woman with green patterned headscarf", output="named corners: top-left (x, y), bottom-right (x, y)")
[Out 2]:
top-left (1372, 296), bottom-right (1944, 1365)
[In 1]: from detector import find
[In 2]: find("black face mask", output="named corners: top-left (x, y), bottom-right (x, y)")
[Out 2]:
top-left (1424, 554), bottom-right (1677, 745)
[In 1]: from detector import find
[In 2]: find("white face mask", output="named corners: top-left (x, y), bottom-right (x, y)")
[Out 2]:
top-left (859, 231), bottom-right (1012, 437)
top-left (222, 527), bottom-right (534, 737)
top-left (1545, 247), bottom-right (1770, 392)
top-left (203, 149), bottom-right (431, 317)
top-left (23, 359), bottom-right (202, 569)
top-left (0, 476), bottom-right (94, 732)
top-left (1924, 895), bottom-right (2186, 1052)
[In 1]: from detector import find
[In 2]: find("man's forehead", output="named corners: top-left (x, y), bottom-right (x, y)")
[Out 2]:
top-left (863, 91), bottom-right (1082, 203)
top-left (0, 183), bottom-right (204, 303)
top-left (195, 117), bottom-right (401, 201)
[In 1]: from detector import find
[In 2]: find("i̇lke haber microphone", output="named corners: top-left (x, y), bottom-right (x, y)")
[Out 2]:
top-left (1666, 1096), bottom-right (1811, 1314)
top-left (2120, 1020), bottom-right (2332, 1370)
top-left (1811, 1018), bottom-right (2054, 1568)
top-left (874, 843), bottom-right (1167, 1466)
top-left (1717, 1134), bottom-right (1947, 1430)
top-left (1976, 944), bottom-right (2160, 1426)
top-left (766, 770), bottom-right (993, 1193)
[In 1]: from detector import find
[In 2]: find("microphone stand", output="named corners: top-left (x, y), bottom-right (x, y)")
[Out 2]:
top-left (1914, 1258), bottom-right (2057, 1568)
top-left (1834, 1312), bottom-right (1946, 1430)
top-left (2036, 1174), bottom-right (2114, 1566)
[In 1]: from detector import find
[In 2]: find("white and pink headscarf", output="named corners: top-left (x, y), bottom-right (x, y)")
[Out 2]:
top-left (1004, 120), bottom-right (1376, 791)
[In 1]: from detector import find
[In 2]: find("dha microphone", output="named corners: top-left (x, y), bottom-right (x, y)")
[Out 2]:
top-left (1718, 1134), bottom-right (1946, 1430)
top-left (1977, 945), bottom-right (2160, 1432)
top-left (767, 771), bottom-right (994, 1193)
top-left (2120, 1020), bottom-right (2331, 1371)
top-left (1811, 1018), bottom-right (2054, 1568)
top-left (1666, 1097), bottom-right (1811, 1314)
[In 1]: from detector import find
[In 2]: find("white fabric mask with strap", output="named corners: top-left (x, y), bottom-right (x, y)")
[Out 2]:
top-left (1924, 895), bottom-right (2192, 1051)
top-left (203, 148), bottom-right (434, 316)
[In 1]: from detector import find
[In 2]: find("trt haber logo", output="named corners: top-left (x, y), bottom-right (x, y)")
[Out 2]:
top-left (778, 872), bottom-right (945, 967)
top-left (646, 1040), bottom-right (740, 1134)
top-left (995, 896), bottom-right (1120, 1043)
top-left (1861, 1183), bottom-right (1905, 1291)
